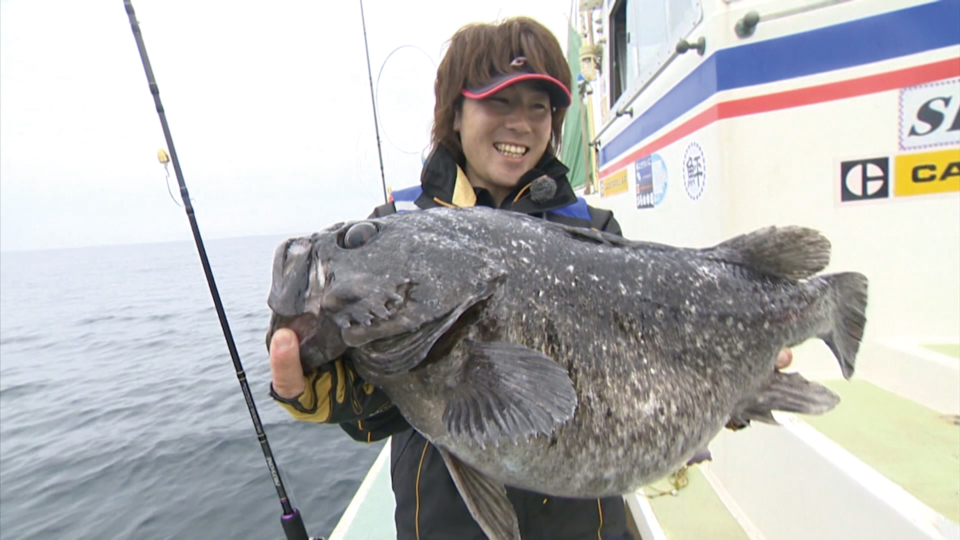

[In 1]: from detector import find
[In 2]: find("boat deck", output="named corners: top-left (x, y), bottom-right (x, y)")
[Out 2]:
top-left (328, 445), bottom-right (396, 540)
top-left (640, 466), bottom-right (749, 539)
top-left (803, 378), bottom-right (960, 523)
top-left (923, 344), bottom-right (960, 359)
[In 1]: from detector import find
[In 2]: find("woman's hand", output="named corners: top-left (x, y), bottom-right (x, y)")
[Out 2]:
top-left (269, 328), bottom-right (306, 399)
top-left (776, 348), bottom-right (793, 370)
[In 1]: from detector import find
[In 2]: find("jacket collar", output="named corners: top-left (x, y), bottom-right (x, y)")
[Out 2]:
top-left (415, 145), bottom-right (578, 214)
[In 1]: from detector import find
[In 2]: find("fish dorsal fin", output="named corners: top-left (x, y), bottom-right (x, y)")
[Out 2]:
top-left (443, 341), bottom-right (577, 444)
top-left (707, 226), bottom-right (831, 280)
top-left (557, 223), bottom-right (681, 255)
top-left (558, 225), bottom-right (637, 247)
top-left (561, 226), bottom-right (617, 244)
top-left (438, 447), bottom-right (520, 540)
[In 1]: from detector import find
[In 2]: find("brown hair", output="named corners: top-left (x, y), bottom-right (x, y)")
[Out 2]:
top-left (432, 17), bottom-right (571, 163)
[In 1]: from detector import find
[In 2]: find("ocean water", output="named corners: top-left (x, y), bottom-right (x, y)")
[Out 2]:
top-left (0, 235), bottom-right (385, 539)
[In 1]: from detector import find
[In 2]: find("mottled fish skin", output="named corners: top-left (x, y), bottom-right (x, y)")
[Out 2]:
top-left (267, 206), bottom-right (867, 500)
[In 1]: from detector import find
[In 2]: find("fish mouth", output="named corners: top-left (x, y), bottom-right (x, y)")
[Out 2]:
top-left (267, 311), bottom-right (348, 372)
top-left (268, 284), bottom-right (493, 378)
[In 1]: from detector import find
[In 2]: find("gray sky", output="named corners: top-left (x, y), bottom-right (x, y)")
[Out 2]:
top-left (0, 0), bottom-right (573, 252)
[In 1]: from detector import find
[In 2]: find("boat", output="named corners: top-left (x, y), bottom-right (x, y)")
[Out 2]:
top-left (331, 1), bottom-right (960, 537)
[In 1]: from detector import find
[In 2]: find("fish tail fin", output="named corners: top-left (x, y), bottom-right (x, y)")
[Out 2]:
top-left (819, 272), bottom-right (869, 380)
top-left (728, 371), bottom-right (840, 429)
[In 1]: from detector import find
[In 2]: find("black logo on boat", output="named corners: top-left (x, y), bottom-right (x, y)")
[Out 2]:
top-left (840, 158), bottom-right (889, 202)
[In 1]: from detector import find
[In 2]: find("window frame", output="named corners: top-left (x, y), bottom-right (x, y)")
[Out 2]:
top-left (605, 0), bottom-right (704, 114)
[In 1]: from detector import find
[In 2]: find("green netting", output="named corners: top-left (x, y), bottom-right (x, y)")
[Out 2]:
top-left (561, 23), bottom-right (587, 190)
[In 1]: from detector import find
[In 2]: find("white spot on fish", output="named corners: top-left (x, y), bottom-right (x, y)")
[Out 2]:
top-left (288, 243), bottom-right (309, 256)
top-left (567, 265), bottom-right (575, 273)
top-left (315, 262), bottom-right (325, 288)
top-left (638, 396), bottom-right (659, 415)
top-left (589, 274), bottom-right (599, 282)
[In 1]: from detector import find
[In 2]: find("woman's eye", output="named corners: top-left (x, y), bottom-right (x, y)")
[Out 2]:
top-left (530, 103), bottom-right (551, 119)
top-left (340, 222), bottom-right (379, 249)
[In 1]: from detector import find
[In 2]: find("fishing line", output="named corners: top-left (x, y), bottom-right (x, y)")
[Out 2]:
top-left (373, 44), bottom-right (436, 156)
top-left (122, 3), bottom-right (312, 539)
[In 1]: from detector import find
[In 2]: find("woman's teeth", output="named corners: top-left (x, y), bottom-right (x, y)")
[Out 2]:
top-left (495, 143), bottom-right (527, 158)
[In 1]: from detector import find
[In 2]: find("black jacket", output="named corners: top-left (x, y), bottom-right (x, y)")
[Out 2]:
top-left (274, 146), bottom-right (634, 539)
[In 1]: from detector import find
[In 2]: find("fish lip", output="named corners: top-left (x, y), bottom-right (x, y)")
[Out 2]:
top-left (267, 313), bottom-right (317, 348)
top-left (267, 312), bottom-right (348, 371)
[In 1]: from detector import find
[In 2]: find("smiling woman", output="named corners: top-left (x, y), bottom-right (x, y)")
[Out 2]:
top-left (456, 81), bottom-right (556, 204)
top-left (267, 15), bottom-right (635, 540)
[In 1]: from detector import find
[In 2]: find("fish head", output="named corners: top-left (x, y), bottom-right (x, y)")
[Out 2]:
top-left (266, 208), bottom-right (507, 375)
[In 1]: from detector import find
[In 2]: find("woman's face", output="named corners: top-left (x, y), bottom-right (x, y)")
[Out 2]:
top-left (454, 81), bottom-right (553, 204)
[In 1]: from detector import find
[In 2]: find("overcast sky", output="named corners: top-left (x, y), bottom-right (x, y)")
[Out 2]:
top-left (0, 0), bottom-right (574, 252)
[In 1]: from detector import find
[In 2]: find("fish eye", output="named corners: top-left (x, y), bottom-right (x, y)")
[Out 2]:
top-left (340, 222), bottom-right (379, 249)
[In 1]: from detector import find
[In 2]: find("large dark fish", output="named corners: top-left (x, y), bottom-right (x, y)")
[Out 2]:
top-left (266, 206), bottom-right (868, 540)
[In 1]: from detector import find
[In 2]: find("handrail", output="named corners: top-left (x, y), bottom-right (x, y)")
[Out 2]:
top-left (592, 0), bottom-right (854, 148)
top-left (756, 0), bottom-right (853, 23)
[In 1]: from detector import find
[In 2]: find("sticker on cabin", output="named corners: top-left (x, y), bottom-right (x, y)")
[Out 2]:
top-left (893, 148), bottom-right (960, 197)
top-left (839, 157), bottom-right (890, 202)
top-left (683, 143), bottom-right (706, 200)
top-left (600, 168), bottom-right (629, 198)
top-left (899, 78), bottom-right (960, 152)
top-left (635, 153), bottom-right (667, 209)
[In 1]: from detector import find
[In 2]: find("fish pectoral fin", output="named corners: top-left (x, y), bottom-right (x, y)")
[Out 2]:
top-left (443, 341), bottom-right (577, 443)
top-left (708, 226), bottom-right (831, 281)
top-left (727, 371), bottom-right (840, 429)
top-left (438, 447), bottom-right (520, 540)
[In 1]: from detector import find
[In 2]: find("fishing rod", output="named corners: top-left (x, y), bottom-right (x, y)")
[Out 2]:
top-left (359, 0), bottom-right (390, 204)
top-left (122, 3), bottom-right (311, 539)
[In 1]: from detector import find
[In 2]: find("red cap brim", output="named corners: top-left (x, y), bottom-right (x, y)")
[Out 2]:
top-left (462, 73), bottom-right (572, 108)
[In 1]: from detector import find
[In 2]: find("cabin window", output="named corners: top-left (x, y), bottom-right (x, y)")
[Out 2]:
top-left (607, 0), bottom-right (702, 109)
top-left (609, 0), bottom-right (629, 105)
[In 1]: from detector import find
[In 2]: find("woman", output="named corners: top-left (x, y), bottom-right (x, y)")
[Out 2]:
top-left (269, 16), bottom-right (791, 539)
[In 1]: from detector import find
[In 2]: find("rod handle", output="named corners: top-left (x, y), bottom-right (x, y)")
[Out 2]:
top-left (281, 508), bottom-right (311, 540)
